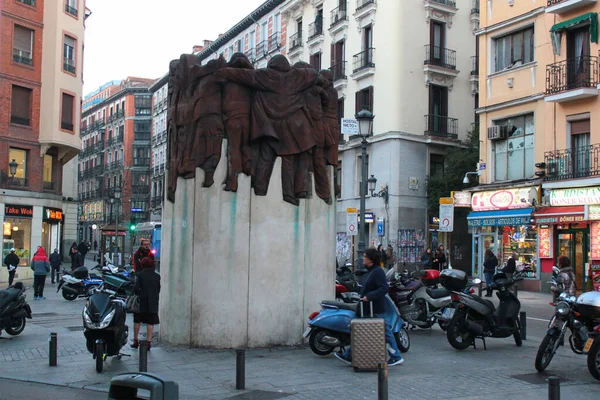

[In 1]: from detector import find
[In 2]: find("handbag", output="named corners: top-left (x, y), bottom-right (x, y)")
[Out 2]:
top-left (126, 295), bottom-right (140, 313)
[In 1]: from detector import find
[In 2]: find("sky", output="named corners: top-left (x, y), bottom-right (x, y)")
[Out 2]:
top-left (83, 0), bottom-right (266, 95)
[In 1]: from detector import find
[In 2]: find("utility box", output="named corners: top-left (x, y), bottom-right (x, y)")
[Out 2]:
top-left (108, 373), bottom-right (179, 400)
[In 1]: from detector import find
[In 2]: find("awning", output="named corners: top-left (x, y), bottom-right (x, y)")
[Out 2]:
top-left (550, 12), bottom-right (598, 54)
top-left (467, 208), bottom-right (534, 227)
top-left (534, 206), bottom-right (585, 225)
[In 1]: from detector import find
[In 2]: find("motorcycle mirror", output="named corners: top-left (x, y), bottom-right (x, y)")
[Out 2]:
top-left (472, 278), bottom-right (482, 285)
top-left (552, 266), bottom-right (560, 274)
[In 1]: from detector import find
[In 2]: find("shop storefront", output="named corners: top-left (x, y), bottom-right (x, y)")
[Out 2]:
top-left (467, 186), bottom-right (541, 290)
top-left (3, 204), bottom-right (33, 267)
top-left (42, 207), bottom-right (63, 254)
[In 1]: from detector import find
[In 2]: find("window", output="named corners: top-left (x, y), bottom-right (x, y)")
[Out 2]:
top-left (494, 27), bottom-right (534, 72)
top-left (310, 52), bottom-right (322, 70)
top-left (18, 0), bottom-right (36, 7)
top-left (13, 25), bottom-right (33, 66)
top-left (8, 148), bottom-right (27, 183)
top-left (355, 86), bottom-right (374, 113)
top-left (335, 160), bottom-right (342, 199)
top-left (493, 113), bottom-right (534, 181)
top-left (61, 93), bottom-right (75, 131)
top-left (135, 95), bottom-right (151, 115)
top-left (63, 35), bottom-right (75, 73)
top-left (249, 31), bottom-right (256, 49)
top-left (430, 154), bottom-right (444, 177)
top-left (356, 154), bottom-right (369, 197)
top-left (570, 119), bottom-right (591, 177)
top-left (297, 19), bottom-right (303, 37)
top-left (237, 38), bottom-right (244, 52)
top-left (43, 154), bottom-right (54, 190)
top-left (10, 85), bottom-right (32, 126)
top-left (65, 0), bottom-right (78, 17)
top-left (337, 98), bottom-right (344, 119)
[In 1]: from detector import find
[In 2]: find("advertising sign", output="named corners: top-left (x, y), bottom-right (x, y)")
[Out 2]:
top-left (439, 204), bottom-right (454, 232)
top-left (43, 207), bottom-right (63, 222)
top-left (538, 226), bottom-right (553, 259)
top-left (585, 204), bottom-right (600, 221)
top-left (5, 204), bottom-right (33, 218)
top-left (591, 263), bottom-right (600, 291)
top-left (591, 222), bottom-right (600, 260)
top-left (550, 187), bottom-right (600, 206)
top-left (452, 191), bottom-right (472, 208)
top-left (471, 187), bottom-right (539, 211)
top-left (341, 118), bottom-right (359, 135)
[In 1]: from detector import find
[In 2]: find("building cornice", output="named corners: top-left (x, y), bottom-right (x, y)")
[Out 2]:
top-left (476, 93), bottom-right (544, 114)
top-left (339, 131), bottom-right (465, 151)
top-left (474, 7), bottom-right (545, 36)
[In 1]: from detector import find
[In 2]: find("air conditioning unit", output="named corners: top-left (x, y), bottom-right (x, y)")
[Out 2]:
top-left (487, 126), bottom-right (509, 140)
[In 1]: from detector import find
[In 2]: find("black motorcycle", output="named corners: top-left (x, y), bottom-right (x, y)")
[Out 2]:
top-left (535, 292), bottom-right (592, 372)
top-left (0, 282), bottom-right (32, 336)
top-left (443, 271), bottom-right (523, 350)
top-left (57, 266), bottom-right (103, 301)
top-left (587, 323), bottom-right (600, 380)
top-left (83, 287), bottom-right (130, 372)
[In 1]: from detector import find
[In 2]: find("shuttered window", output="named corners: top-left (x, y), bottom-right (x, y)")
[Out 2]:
top-left (13, 25), bottom-right (33, 65)
top-left (63, 35), bottom-right (76, 73)
top-left (61, 93), bottom-right (75, 131)
top-left (10, 85), bottom-right (32, 126)
top-left (355, 86), bottom-right (374, 113)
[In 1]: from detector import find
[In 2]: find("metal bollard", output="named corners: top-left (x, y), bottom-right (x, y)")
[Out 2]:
top-left (520, 311), bottom-right (527, 340)
top-left (478, 282), bottom-right (483, 297)
top-left (378, 363), bottom-right (388, 400)
top-left (236, 349), bottom-right (245, 390)
top-left (548, 376), bottom-right (560, 400)
top-left (49, 332), bottom-right (57, 366)
top-left (139, 340), bottom-right (148, 372)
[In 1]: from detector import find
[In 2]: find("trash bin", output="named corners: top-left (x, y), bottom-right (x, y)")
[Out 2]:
top-left (108, 372), bottom-right (178, 400)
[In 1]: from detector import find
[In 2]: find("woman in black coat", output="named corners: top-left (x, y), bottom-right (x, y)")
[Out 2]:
top-left (131, 257), bottom-right (161, 350)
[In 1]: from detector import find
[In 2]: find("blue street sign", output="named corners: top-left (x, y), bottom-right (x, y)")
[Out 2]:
top-left (377, 218), bottom-right (384, 236)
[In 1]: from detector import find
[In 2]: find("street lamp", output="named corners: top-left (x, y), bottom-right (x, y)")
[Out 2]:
top-left (462, 171), bottom-right (480, 185)
top-left (355, 108), bottom-right (374, 267)
top-left (112, 186), bottom-right (121, 266)
top-left (8, 159), bottom-right (18, 180)
top-left (367, 175), bottom-right (389, 206)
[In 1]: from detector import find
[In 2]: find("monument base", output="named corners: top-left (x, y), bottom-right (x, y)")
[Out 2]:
top-left (159, 143), bottom-right (335, 348)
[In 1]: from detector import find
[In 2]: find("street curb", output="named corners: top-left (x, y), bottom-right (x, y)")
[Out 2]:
top-left (0, 375), bottom-right (109, 393)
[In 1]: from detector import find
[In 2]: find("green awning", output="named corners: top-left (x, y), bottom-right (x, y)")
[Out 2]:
top-left (550, 12), bottom-right (598, 43)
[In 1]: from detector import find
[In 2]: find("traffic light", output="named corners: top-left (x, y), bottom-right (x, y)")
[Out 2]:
top-left (130, 223), bottom-right (136, 231)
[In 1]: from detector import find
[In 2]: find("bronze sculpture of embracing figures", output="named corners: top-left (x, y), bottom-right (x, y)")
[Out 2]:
top-left (166, 53), bottom-right (340, 206)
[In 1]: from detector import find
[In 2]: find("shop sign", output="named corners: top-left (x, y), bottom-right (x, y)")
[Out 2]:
top-left (549, 187), bottom-right (600, 206)
top-left (535, 214), bottom-right (585, 224)
top-left (468, 216), bottom-right (531, 227)
top-left (451, 191), bottom-right (472, 208)
top-left (43, 207), bottom-right (63, 222)
top-left (591, 222), bottom-right (600, 260)
top-left (585, 204), bottom-right (600, 221)
top-left (5, 204), bottom-right (33, 218)
top-left (538, 226), bottom-right (553, 259)
top-left (471, 187), bottom-right (539, 212)
top-left (429, 216), bottom-right (440, 225)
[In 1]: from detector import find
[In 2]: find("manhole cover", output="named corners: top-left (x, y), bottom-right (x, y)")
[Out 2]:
top-left (511, 373), bottom-right (569, 385)
top-left (34, 313), bottom-right (59, 317)
top-left (66, 326), bottom-right (85, 332)
top-left (228, 390), bottom-right (291, 399)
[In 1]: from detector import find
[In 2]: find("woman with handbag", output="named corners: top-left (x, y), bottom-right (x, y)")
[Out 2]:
top-left (130, 257), bottom-right (161, 350)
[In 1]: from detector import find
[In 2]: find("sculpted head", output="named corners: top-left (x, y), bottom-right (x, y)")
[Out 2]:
top-left (229, 52), bottom-right (253, 69)
top-left (267, 55), bottom-right (291, 72)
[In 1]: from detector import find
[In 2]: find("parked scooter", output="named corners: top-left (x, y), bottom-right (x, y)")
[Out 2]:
top-left (442, 270), bottom-right (524, 350)
top-left (586, 322), bottom-right (600, 380)
top-left (93, 261), bottom-right (135, 299)
top-left (304, 295), bottom-right (410, 356)
top-left (57, 266), bottom-right (103, 301)
top-left (82, 286), bottom-right (130, 373)
top-left (0, 282), bottom-right (32, 336)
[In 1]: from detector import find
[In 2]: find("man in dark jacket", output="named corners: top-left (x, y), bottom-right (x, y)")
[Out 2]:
top-left (133, 240), bottom-right (154, 272)
top-left (49, 248), bottom-right (61, 283)
top-left (334, 248), bottom-right (404, 366)
top-left (483, 249), bottom-right (498, 297)
top-left (70, 246), bottom-right (84, 271)
top-left (4, 248), bottom-right (20, 286)
top-left (78, 241), bottom-right (88, 259)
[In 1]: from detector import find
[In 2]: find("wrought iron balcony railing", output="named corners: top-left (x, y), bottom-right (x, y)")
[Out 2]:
top-left (543, 144), bottom-right (600, 181)
top-left (132, 185), bottom-right (150, 195)
top-left (256, 41), bottom-right (267, 59)
top-left (471, 0), bottom-right (480, 14)
top-left (13, 49), bottom-right (32, 66)
top-left (424, 45), bottom-right (457, 70)
top-left (289, 32), bottom-right (302, 51)
top-left (546, 55), bottom-right (599, 94)
top-left (357, 0), bottom-right (376, 11)
top-left (245, 48), bottom-right (256, 61)
top-left (431, 0), bottom-right (456, 7)
top-left (268, 32), bottom-right (281, 52)
top-left (65, 4), bottom-right (78, 17)
top-left (330, 61), bottom-right (347, 81)
top-left (330, 3), bottom-right (348, 28)
top-left (133, 158), bottom-right (151, 167)
top-left (353, 48), bottom-right (375, 73)
top-left (308, 18), bottom-right (323, 41)
top-left (471, 55), bottom-right (479, 75)
top-left (424, 114), bottom-right (458, 139)
top-left (134, 133), bottom-right (151, 141)
top-left (151, 196), bottom-right (163, 208)
top-left (63, 57), bottom-right (75, 73)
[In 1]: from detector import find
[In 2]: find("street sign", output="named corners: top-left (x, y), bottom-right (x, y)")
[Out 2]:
top-left (341, 118), bottom-right (359, 135)
top-left (377, 218), bottom-right (384, 236)
top-left (347, 212), bottom-right (358, 236)
top-left (478, 162), bottom-right (487, 171)
top-left (346, 207), bottom-right (357, 213)
top-left (439, 197), bottom-right (454, 205)
top-left (439, 204), bottom-right (454, 232)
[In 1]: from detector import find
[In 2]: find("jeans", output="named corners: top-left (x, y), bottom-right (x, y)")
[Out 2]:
top-left (342, 307), bottom-right (402, 361)
top-left (484, 272), bottom-right (494, 287)
top-left (33, 275), bottom-right (47, 297)
top-left (51, 266), bottom-right (60, 283)
top-left (8, 270), bottom-right (16, 286)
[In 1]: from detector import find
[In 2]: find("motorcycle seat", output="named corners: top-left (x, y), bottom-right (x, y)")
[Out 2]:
top-left (0, 288), bottom-right (22, 309)
top-left (426, 287), bottom-right (450, 299)
top-left (321, 300), bottom-right (357, 312)
top-left (472, 295), bottom-right (496, 311)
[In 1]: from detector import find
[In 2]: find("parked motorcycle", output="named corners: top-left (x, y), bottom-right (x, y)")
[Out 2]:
top-left (574, 291), bottom-right (600, 380)
top-left (57, 266), bottom-right (103, 301)
top-left (83, 287), bottom-right (130, 373)
top-left (442, 270), bottom-right (523, 350)
top-left (93, 264), bottom-right (135, 299)
top-left (304, 295), bottom-right (410, 356)
top-left (335, 266), bottom-right (364, 300)
top-left (0, 282), bottom-right (32, 336)
top-left (587, 322), bottom-right (600, 380)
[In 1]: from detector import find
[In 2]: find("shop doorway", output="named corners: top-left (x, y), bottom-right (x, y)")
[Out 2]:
top-left (557, 229), bottom-right (589, 290)
top-left (473, 230), bottom-right (497, 277)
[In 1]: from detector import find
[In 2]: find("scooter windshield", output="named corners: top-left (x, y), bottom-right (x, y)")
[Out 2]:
top-left (88, 293), bottom-right (112, 322)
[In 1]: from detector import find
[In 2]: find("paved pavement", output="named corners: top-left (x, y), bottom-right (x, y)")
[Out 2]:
top-left (1, 270), bottom-right (598, 399)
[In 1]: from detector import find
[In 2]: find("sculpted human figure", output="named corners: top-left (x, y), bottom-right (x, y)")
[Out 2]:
top-left (222, 53), bottom-right (253, 192)
top-left (319, 69), bottom-right (341, 197)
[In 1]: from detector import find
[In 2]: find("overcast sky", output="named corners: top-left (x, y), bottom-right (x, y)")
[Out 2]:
top-left (83, 0), bottom-right (265, 95)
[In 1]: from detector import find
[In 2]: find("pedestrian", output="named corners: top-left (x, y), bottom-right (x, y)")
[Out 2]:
top-left (131, 257), bottom-right (161, 350)
top-left (438, 245), bottom-right (447, 269)
top-left (483, 249), bottom-right (498, 297)
top-left (334, 248), bottom-right (404, 366)
top-left (70, 246), bottom-right (84, 271)
top-left (385, 246), bottom-right (395, 270)
top-left (432, 249), bottom-right (443, 270)
top-left (551, 256), bottom-right (576, 297)
top-left (30, 247), bottom-right (51, 300)
top-left (49, 248), bottom-right (62, 284)
top-left (78, 241), bottom-right (89, 259)
top-left (93, 240), bottom-right (98, 251)
top-left (503, 252), bottom-right (518, 280)
top-left (3, 248), bottom-right (20, 287)
top-left (377, 244), bottom-right (387, 268)
top-left (133, 240), bottom-right (154, 273)
top-left (421, 248), bottom-right (433, 268)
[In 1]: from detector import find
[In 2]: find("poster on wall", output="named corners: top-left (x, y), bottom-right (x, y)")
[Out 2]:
top-left (591, 264), bottom-right (600, 291)
top-left (397, 229), bottom-right (426, 264)
top-left (591, 222), bottom-right (600, 260)
top-left (538, 226), bottom-right (553, 259)
top-left (336, 232), bottom-right (351, 265)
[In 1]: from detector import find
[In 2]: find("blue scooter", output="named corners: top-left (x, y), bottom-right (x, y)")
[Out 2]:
top-left (304, 295), bottom-right (410, 356)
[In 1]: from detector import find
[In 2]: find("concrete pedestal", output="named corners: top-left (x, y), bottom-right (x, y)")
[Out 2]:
top-left (159, 143), bottom-right (335, 348)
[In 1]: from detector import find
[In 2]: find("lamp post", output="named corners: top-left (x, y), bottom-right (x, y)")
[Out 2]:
top-left (462, 171), bottom-right (480, 185)
top-left (8, 159), bottom-right (18, 182)
top-left (355, 108), bottom-right (374, 267)
top-left (112, 187), bottom-right (121, 266)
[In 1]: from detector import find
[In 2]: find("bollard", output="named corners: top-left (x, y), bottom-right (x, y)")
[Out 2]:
top-left (236, 349), bottom-right (245, 390)
top-left (548, 376), bottom-right (560, 400)
top-left (478, 282), bottom-right (483, 297)
top-left (378, 363), bottom-right (388, 400)
top-left (139, 340), bottom-right (148, 372)
top-left (49, 332), bottom-right (57, 367)
top-left (520, 311), bottom-right (527, 340)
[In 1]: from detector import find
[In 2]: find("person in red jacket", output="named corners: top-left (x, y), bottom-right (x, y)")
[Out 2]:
top-left (133, 240), bottom-right (154, 272)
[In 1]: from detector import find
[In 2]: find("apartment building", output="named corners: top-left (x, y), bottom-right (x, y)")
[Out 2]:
top-left (78, 77), bottom-right (154, 263)
top-left (0, 0), bottom-right (87, 283)
top-left (148, 77), bottom-right (168, 223)
top-left (473, 0), bottom-right (600, 292)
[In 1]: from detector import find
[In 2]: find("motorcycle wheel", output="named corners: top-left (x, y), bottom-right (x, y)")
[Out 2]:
top-left (446, 310), bottom-right (474, 350)
top-left (514, 330), bottom-right (523, 347)
top-left (407, 301), bottom-right (433, 329)
top-left (535, 333), bottom-right (559, 372)
top-left (395, 328), bottom-right (410, 353)
top-left (569, 334), bottom-right (585, 355)
top-left (308, 329), bottom-right (335, 356)
top-left (62, 290), bottom-right (78, 301)
top-left (95, 342), bottom-right (105, 373)
top-left (587, 339), bottom-right (600, 380)
top-left (5, 317), bottom-right (26, 336)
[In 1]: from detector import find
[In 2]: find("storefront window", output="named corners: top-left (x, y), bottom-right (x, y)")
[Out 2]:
top-left (501, 225), bottom-right (538, 278)
top-left (8, 148), bottom-right (27, 180)
top-left (3, 218), bottom-right (32, 266)
top-left (43, 154), bottom-right (53, 189)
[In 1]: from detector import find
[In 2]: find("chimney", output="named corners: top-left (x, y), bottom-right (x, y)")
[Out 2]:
top-left (192, 45), bottom-right (204, 53)
top-left (203, 39), bottom-right (213, 47)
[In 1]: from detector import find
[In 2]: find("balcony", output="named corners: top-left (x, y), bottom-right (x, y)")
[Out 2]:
top-left (245, 48), bottom-right (256, 62)
top-left (545, 56), bottom-right (599, 102)
top-left (470, 0), bottom-right (480, 31)
top-left (65, 4), bottom-right (78, 17)
top-left (132, 185), bottom-right (150, 196)
top-left (256, 41), bottom-right (267, 60)
top-left (63, 57), bottom-right (75, 74)
top-left (330, 3), bottom-right (348, 34)
top-left (151, 196), bottom-right (163, 209)
top-left (307, 19), bottom-right (324, 45)
top-left (330, 61), bottom-right (348, 90)
top-left (131, 212), bottom-right (150, 223)
top-left (543, 144), bottom-right (600, 181)
top-left (134, 132), bottom-right (151, 141)
top-left (424, 114), bottom-right (458, 139)
top-left (133, 158), bottom-right (151, 167)
top-left (268, 32), bottom-right (281, 53)
top-left (546, 0), bottom-right (597, 14)
top-left (470, 55), bottom-right (479, 95)
top-left (106, 160), bottom-right (124, 171)
top-left (352, 48), bottom-right (375, 79)
top-left (13, 49), bottom-right (32, 66)
top-left (423, 0), bottom-right (457, 27)
top-left (423, 45), bottom-right (459, 89)
top-left (288, 32), bottom-right (303, 57)
top-left (354, 0), bottom-right (376, 22)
